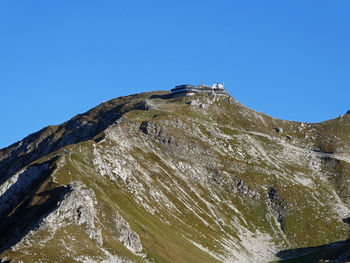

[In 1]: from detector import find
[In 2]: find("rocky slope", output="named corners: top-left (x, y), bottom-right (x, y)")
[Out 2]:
top-left (0, 91), bottom-right (349, 262)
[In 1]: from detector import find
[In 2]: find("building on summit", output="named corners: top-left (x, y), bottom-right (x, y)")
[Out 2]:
top-left (170, 83), bottom-right (227, 96)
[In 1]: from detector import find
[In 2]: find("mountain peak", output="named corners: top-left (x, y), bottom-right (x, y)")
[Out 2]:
top-left (1, 90), bottom-right (350, 262)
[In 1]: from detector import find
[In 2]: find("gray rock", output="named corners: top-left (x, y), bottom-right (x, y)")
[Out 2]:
top-left (0, 161), bottom-right (50, 216)
top-left (274, 127), bottom-right (282, 133)
top-left (267, 187), bottom-right (285, 231)
top-left (114, 211), bottom-right (143, 255)
top-left (140, 121), bottom-right (177, 146)
top-left (233, 178), bottom-right (260, 200)
top-left (12, 181), bottom-right (103, 249)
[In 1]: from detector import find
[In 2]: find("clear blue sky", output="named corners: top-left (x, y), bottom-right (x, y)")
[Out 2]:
top-left (1, 1), bottom-right (349, 149)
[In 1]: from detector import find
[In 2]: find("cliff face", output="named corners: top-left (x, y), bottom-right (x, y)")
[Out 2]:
top-left (0, 91), bottom-right (349, 262)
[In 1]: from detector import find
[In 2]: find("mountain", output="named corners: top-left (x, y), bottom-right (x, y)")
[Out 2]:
top-left (0, 90), bottom-right (349, 263)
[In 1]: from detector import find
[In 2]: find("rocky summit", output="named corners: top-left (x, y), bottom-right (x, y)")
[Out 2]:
top-left (0, 90), bottom-right (350, 263)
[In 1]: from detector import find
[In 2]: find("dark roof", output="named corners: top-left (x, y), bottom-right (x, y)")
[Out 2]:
top-left (174, 84), bottom-right (196, 89)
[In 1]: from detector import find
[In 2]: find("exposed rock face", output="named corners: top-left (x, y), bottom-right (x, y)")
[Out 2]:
top-left (39, 181), bottom-right (103, 245)
top-left (113, 212), bottom-right (143, 255)
top-left (0, 161), bottom-right (51, 215)
top-left (232, 177), bottom-right (260, 200)
top-left (11, 181), bottom-right (103, 249)
top-left (0, 91), bottom-right (350, 262)
top-left (140, 121), bottom-right (176, 145)
top-left (267, 187), bottom-right (285, 231)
